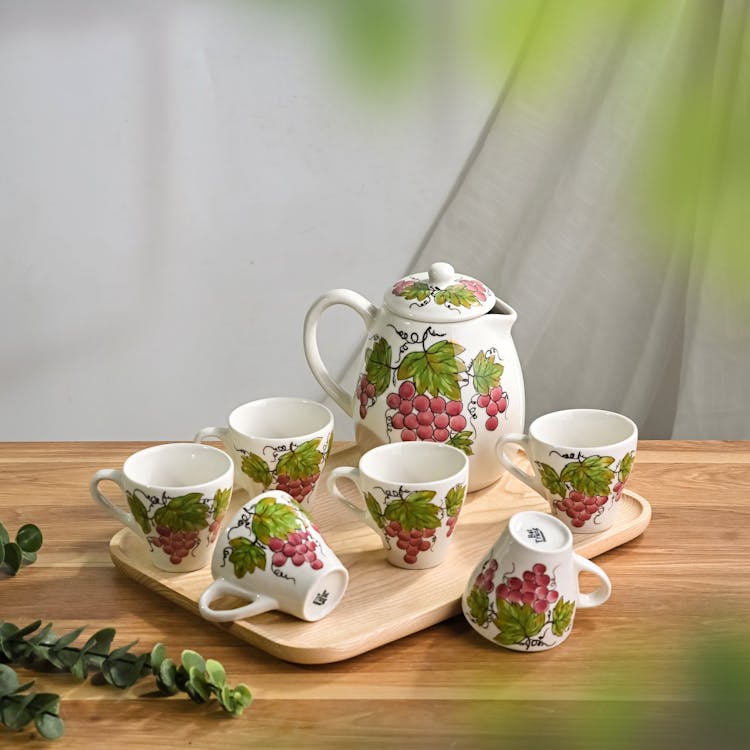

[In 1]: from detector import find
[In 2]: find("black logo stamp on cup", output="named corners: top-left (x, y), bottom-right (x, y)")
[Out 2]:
top-left (527, 527), bottom-right (546, 544)
top-left (313, 590), bottom-right (329, 606)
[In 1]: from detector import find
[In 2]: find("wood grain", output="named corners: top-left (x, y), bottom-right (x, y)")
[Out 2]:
top-left (1, 440), bottom-right (749, 748)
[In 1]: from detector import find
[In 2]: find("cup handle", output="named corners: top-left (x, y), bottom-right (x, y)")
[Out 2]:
top-left (573, 553), bottom-right (612, 608)
top-left (325, 466), bottom-right (385, 543)
top-left (198, 579), bottom-right (279, 622)
top-left (496, 433), bottom-right (546, 497)
top-left (90, 469), bottom-right (143, 535)
top-left (194, 426), bottom-right (231, 449)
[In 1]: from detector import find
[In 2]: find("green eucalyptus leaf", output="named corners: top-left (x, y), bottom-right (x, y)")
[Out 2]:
top-left (27, 693), bottom-right (60, 715)
top-left (81, 628), bottom-right (116, 660)
top-left (0, 522), bottom-right (10, 546)
top-left (181, 650), bottom-right (206, 674)
top-left (174, 665), bottom-right (190, 692)
top-left (3, 543), bottom-right (23, 575)
top-left (186, 667), bottom-right (211, 703)
top-left (52, 626), bottom-right (85, 651)
top-left (102, 652), bottom-right (147, 689)
top-left (1, 692), bottom-right (35, 729)
top-left (0, 543), bottom-right (4, 566)
top-left (15, 524), bottom-right (43, 553)
top-left (0, 664), bottom-right (20, 697)
top-left (35, 711), bottom-right (64, 740)
top-left (205, 659), bottom-right (226, 687)
top-left (157, 658), bottom-right (179, 695)
top-left (228, 684), bottom-right (252, 715)
top-left (150, 642), bottom-right (167, 672)
top-left (21, 549), bottom-right (37, 564)
top-left (219, 684), bottom-right (236, 713)
top-left (70, 655), bottom-right (88, 681)
top-left (14, 680), bottom-right (36, 694)
top-left (8, 620), bottom-right (42, 641)
top-left (107, 640), bottom-right (138, 662)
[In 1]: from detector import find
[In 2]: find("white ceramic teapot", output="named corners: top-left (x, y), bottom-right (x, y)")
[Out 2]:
top-left (303, 262), bottom-right (525, 491)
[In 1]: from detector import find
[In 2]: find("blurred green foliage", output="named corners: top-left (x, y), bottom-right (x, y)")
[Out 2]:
top-left (465, 626), bottom-right (750, 749)
top-left (258, 0), bottom-right (748, 305)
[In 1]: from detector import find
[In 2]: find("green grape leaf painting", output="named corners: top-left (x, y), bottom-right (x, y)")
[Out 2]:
top-left (228, 537), bottom-right (267, 578)
top-left (493, 599), bottom-right (545, 646)
top-left (384, 491), bottom-right (440, 532)
top-left (364, 336), bottom-right (393, 396)
top-left (619, 451), bottom-right (635, 481)
top-left (250, 496), bottom-right (299, 545)
top-left (127, 492), bottom-right (151, 534)
top-left (560, 455), bottom-right (615, 497)
top-left (434, 283), bottom-right (478, 309)
top-left (153, 494), bottom-right (209, 532)
top-left (551, 598), bottom-right (576, 637)
top-left (471, 350), bottom-right (504, 395)
top-left (396, 280), bottom-right (431, 301)
top-left (466, 586), bottom-right (491, 627)
top-left (447, 430), bottom-right (474, 456)
top-left (536, 462), bottom-right (567, 499)
top-left (397, 340), bottom-right (466, 401)
top-left (276, 439), bottom-right (323, 481)
top-left (213, 488), bottom-right (232, 518)
top-left (241, 453), bottom-right (273, 489)
top-left (365, 492), bottom-right (385, 529)
top-left (445, 484), bottom-right (466, 518)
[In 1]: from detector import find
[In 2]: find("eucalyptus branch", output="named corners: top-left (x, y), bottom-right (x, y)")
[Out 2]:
top-left (0, 523), bottom-right (43, 575)
top-left (0, 620), bottom-right (252, 740)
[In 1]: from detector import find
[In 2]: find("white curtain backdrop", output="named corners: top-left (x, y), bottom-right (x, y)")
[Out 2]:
top-left (404, 0), bottom-right (750, 439)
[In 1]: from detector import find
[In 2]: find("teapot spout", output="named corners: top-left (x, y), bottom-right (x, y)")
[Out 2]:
top-left (488, 297), bottom-right (518, 326)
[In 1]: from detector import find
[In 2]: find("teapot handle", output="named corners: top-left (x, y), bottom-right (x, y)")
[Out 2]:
top-left (303, 289), bottom-right (378, 415)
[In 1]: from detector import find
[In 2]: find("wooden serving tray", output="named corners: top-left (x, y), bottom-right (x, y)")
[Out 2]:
top-left (110, 444), bottom-right (651, 664)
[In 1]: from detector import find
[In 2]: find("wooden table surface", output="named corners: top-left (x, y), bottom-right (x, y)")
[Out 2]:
top-left (1, 440), bottom-right (749, 749)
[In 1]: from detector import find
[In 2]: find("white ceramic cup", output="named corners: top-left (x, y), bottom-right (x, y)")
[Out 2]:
top-left (326, 442), bottom-right (469, 569)
top-left (462, 510), bottom-right (611, 651)
top-left (90, 443), bottom-right (234, 572)
top-left (496, 409), bottom-right (638, 533)
top-left (194, 397), bottom-right (334, 505)
top-left (198, 490), bottom-right (348, 622)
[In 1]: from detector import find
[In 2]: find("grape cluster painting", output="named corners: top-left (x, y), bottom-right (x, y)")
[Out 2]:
top-left (220, 495), bottom-right (327, 580)
top-left (464, 558), bottom-right (576, 650)
top-left (536, 451), bottom-right (636, 528)
top-left (238, 436), bottom-right (331, 504)
top-left (365, 483), bottom-right (465, 566)
top-left (355, 327), bottom-right (511, 457)
top-left (126, 487), bottom-right (231, 566)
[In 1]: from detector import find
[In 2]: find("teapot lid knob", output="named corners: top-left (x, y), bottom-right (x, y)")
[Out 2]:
top-left (428, 262), bottom-right (455, 286)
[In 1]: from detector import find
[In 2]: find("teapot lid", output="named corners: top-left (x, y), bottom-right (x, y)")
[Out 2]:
top-left (385, 262), bottom-right (496, 322)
